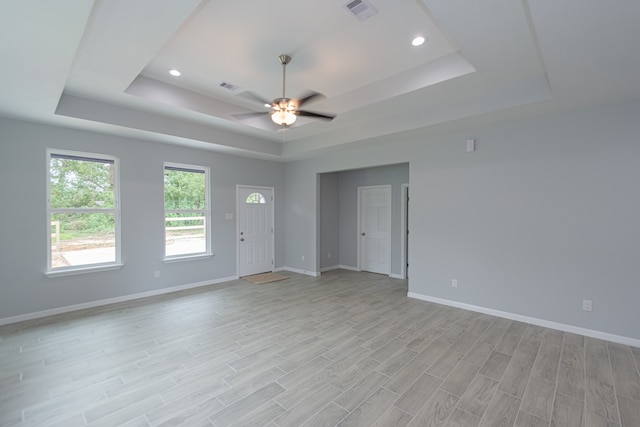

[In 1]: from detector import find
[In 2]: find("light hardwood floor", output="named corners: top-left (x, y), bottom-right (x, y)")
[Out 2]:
top-left (1, 270), bottom-right (639, 426)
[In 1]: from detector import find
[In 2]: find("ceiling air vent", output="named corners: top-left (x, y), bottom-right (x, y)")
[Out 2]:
top-left (219, 81), bottom-right (241, 92)
top-left (344, 0), bottom-right (378, 21)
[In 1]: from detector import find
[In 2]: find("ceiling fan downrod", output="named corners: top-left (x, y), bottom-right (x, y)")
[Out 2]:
top-left (278, 54), bottom-right (291, 99)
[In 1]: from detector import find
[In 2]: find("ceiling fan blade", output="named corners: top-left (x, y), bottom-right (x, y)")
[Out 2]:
top-left (238, 91), bottom-right (272, 106)
top-left (295, 91), bottom-right (326, 108)
top-left (232, 112), bottom-right (269, 120)
top-left (296, 110), bottom-right (336, 121)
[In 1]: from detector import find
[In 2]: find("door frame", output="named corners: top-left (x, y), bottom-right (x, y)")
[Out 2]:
top-left (400, 183), bottom-right (409, 280)
top-left (357, 184), bottom-right (392, 275)
top-left (236, 185), bottom-right (275, 277)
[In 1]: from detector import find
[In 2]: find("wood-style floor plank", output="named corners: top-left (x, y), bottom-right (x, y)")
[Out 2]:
top-left (0, 269), bottom-right (638, 426)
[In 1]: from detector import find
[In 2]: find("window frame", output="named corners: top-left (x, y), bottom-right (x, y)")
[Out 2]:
top-left (163, 162), bottom-right (212, 261)
top-left (45, 149), bottom-right (122, 277)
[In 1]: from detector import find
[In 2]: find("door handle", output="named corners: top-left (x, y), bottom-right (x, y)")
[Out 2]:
top-left (361, 232), bottom-right (366, 236)
top-left (240, 238), bottom-right (245, 242)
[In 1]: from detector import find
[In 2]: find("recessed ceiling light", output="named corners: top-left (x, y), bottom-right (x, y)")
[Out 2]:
top-left (412, 36), bottom-right (425, 47)
top-left (169, 69), bottom-right (181, 77)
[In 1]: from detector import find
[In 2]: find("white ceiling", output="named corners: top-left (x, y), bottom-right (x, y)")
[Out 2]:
top-left (1, 0), bottom-right (639, 160)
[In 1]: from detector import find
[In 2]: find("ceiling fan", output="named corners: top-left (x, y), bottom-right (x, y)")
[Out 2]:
top-left (232, 54), bottom-right (336, 127)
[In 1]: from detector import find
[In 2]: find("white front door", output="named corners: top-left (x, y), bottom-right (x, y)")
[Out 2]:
top-left (237, 186), bottom-right (273, 277)
top-left (359, 185), bottom-right (391, 275)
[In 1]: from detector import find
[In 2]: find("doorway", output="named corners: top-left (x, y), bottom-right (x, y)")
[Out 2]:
top-left (236, 185), bottom-right (274, 277)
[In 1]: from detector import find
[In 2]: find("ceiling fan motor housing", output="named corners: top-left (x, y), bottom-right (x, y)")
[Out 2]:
top-left (273, 97), bottom-right (295, 111)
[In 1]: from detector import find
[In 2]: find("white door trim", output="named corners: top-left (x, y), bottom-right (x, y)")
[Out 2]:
top-left (400, 183), bottom-right (409, 280)
top-left (236, 185), bottom-right (275, 277)
top-left (357, 184), bottom-right (392, 275)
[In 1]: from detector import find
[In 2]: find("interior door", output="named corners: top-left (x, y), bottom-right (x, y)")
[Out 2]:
top-left (359, 186), bottom-right (391, 275)
top-left (237, 186), bottom-right (273, 277)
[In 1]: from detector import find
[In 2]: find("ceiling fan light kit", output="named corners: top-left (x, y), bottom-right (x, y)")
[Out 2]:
top-left (232, 54), bottom-right (336, 128)
top-left (272, 109), bottom-right (296, 125)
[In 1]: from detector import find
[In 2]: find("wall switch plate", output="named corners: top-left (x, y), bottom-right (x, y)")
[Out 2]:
top-left (451, 279), bottom-right (458, 288)
top-left (301, 255), bottom-right (305, 262)
top-left (582, 299), bottom-right (592, 311)
top-left (328, 252), bottom-right (331, 259)
top-left (154, 270), bottom-right (160, 278)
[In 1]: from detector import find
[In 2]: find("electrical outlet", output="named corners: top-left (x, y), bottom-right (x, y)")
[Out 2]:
top-left (154, 270), bottom-right (160, 278)
top-left (582, 299), bottom-right (592, 312)
top-left (301, 255), bottom-right (305, 262)
top-left (451, 279), bottom-right (458, 288)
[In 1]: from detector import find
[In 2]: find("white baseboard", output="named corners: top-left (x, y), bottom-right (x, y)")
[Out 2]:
top-left (323, 265), bottom-right (401, 278)
top-left (337, 264), bottom-right (360, 272)
top-left (321, 266), bottom-right (402, 279)
top-left (319, 264), bottom-right (361, 273)
top-left (0, 276), bottom-right (238, 326)
top-left (407, 292), bottom-right (640, 348)
top-left (276, 266), bottom-right (320, 277)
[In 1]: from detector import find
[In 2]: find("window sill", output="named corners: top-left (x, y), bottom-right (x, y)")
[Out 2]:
top-left (163, 253), bottom-right (214, 263)
top-left (45, 263), bottom-right (124, 278)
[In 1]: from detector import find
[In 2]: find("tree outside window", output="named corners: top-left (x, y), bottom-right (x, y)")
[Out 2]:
top-left (47, 150), bottom-right (120, 272)
top-left (164, 163), bottom-right (211, 258)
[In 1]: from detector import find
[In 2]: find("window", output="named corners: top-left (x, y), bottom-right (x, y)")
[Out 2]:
top-left (245, 192), bottom-right (266, 204)
top-left (47, 150), bottom-right (121, 274)
top-left (164, 163), bottom-right (210, 259)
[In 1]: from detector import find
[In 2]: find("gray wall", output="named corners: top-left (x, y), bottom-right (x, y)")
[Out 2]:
top-left (284, 100), bottom-right (640, 341)
top-left (0, 118), bottom-right (285, 319)
top-left (283, 161), bottom-right (318, 274)
top-left (319, 173), bottom-right (339, 270)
